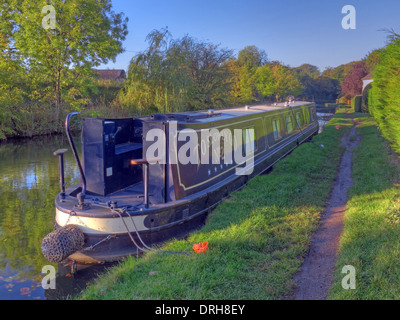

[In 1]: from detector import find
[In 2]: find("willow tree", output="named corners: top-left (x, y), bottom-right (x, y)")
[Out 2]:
top-left (120, 30), bottom-right (233, 114)
top-left (119, 28), bottom-right (172, 114)
top-left (6, 0), bottom-right (128, 122)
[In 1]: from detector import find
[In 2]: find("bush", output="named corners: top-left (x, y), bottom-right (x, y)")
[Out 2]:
top-left (362, 84), bottom-right (371, 113)
top-left (338, 96), bottom-right (349, 105)
top-left (351, 95), bottom-right (362, 112)
top-left (370, 32), bottom-right (400, 153)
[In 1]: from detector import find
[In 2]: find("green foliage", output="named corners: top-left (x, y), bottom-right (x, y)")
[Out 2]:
top-left (91, 79), bottom-right (124, 106)
top-left (361, 84), bottom-right (371, 113)
top-left (283, 63), bottom-right (342, 103)
top-left (255, 63), bottom-right (303, 102)
top-left (119, 30), bottom-right (234, 114)
top-left (254, 64), bottom-right (274, 100)
top-left (364, 48), bottom-right (384, 72)
top-left (0, 0), bottom-right (128, 139)
top-left (322, 61), bottom-right (361, 84)
top-left (120, 37), bottom-right (338, 113)
top-left (224, 58), bottom-right (253, 105)
top-left (369, 31), bottom-right (400, 153)
top-left (300, 75), bottom-right (341, 103)
top-left (0, 6), bottom-right (359, 141)
top-left (294, 64), bottom-right (321, 80)
top-left (237, 45), bottom-right (268, 71)
top-left (351, 95), bottom-right (362, 112)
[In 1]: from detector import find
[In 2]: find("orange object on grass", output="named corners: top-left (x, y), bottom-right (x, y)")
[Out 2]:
top-left (193, 242), bottom-right (209, 253)
top-left (334, 125), bottom-right (342, 130)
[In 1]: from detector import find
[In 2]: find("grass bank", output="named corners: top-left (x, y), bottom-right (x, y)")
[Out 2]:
top-left (78, 109), bottom-right (354, 300)
top-left (328, 113), bottom-right (400, 299)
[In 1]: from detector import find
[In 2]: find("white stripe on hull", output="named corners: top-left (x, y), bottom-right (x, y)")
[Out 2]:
top-left (55, 208), bottom-right (148, 234)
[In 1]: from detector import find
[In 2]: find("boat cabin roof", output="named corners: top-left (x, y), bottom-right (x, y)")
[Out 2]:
top-left (149, 101), bottom-right (312, 123)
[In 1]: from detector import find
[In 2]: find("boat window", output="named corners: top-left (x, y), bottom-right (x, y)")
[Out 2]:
top-left (286, 116), bottom-right (293, 133)
top-left (242, 127), bottom-right (256, 155)
top-left (310, 108), bottom-right (315, 121)
top-left (303, 108), bottom-right (310, 123)
top-left (295, 112), bottom-right (302, 127)
top-left (272, 119), bottom-right (282, 140)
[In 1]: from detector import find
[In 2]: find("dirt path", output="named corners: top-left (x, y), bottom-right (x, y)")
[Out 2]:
top-left (292, 118), bottom-right (362, 300)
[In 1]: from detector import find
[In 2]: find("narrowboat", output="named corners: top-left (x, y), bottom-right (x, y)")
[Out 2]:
top-left (41, 101), bottom-right (319, 264)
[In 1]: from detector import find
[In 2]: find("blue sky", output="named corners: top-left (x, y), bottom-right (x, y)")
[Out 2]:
top-left (101, 0), bottom-right (400, 72)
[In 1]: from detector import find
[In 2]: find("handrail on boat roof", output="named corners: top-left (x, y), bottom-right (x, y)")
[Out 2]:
top-left (65, 112), bottom-right (87, 207)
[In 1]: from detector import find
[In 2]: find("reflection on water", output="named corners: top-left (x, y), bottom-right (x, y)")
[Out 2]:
top-left (317, 113), bottom-right (334, 133)
top-left (0, 134), bottom-right (111, 300)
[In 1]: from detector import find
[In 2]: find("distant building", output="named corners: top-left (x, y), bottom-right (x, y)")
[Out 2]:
top-left (362, 73), bottom-right (373, 92)
top-left (93, 69), bottom-right (126, 82)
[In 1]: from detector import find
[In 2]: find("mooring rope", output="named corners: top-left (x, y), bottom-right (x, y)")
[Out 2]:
top-left (119, 208), bottom-right (192, 256)
top-left (112, 209), bottom-right (151, 253)
top-left (89, 202), bottom-right (192, 255)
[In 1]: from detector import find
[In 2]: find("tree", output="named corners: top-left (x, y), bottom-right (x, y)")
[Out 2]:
top-left (341, 62), bottom-right (368, 99)
top-left (294, 64), bottom-right (320, 80)
top-left (224, 46), bottom-right (268, 105)
top-left (254, 64), bottom-right (274, 101)
top-left (120, 30), bottom-right (233, 113)
top-left (254, 63), bottom-right (303, 102)
top-left (0, 1), bottom-right (29, 138)
top-left (7, 0), bottom-right (128, 121)
top-left (226, 60), bottom-right (256, 105)
top-left (300, 76), bottom-right (340, 102)
top-left (294, 64), bottom-right (340, 102)
top-left (237, 45), bottom-right (268, 70)
top-left (182, 37), bottom-right (233, 109)
top-left (322, 61), bottom-right (360, 84)
top-left (269, 63), bottom-right (303, 102)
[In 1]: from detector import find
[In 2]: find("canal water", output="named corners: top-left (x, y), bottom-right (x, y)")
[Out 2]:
top-left (0, 114), bottom-right (332, 300)
top-left (0, 134), bottom-right (116, 300)
top-left (317, 113), bottom-right (334, 133)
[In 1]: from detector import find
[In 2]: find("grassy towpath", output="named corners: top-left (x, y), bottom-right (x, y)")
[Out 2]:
top-left (292, 111), bottom-right (362, 300)
top-left (328, 113), bottom-right (400, 300)
top-left (78, 109), bottom-right (353, 300)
